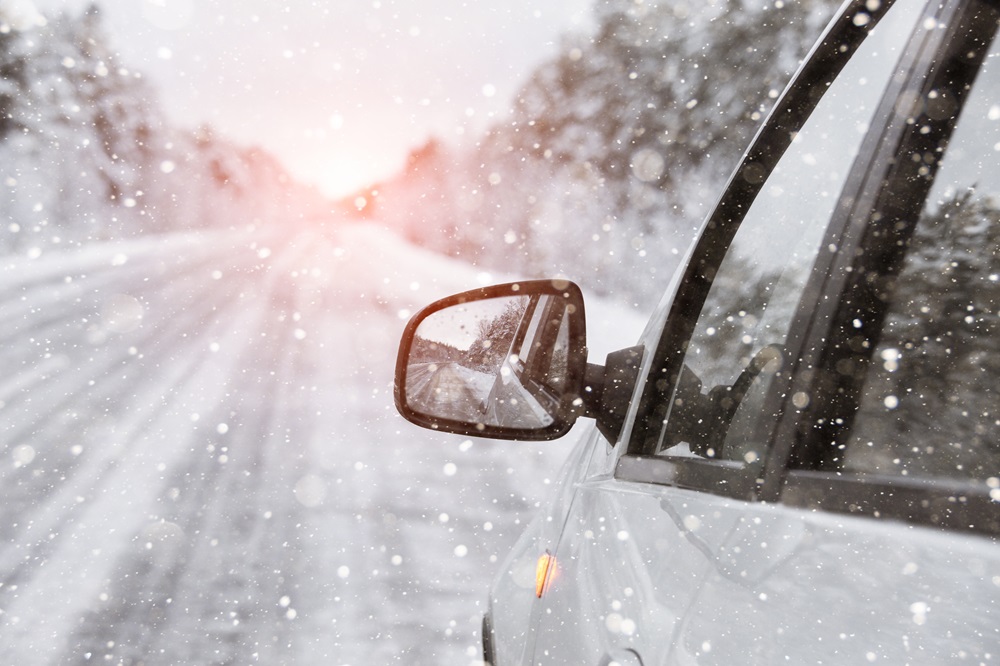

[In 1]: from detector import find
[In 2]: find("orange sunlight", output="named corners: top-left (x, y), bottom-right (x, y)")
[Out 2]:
top-left (319, 157), bottom-right (378, 202)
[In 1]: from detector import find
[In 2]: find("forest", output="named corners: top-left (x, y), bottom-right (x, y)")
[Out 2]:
top-left (0, 4), bottom-right (326, 254)
top-left (0, 0), bottom-right (842, 309)
top-left (373, 0), bottom-right (840, 307)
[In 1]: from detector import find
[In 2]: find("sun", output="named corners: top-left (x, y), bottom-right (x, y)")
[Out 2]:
top-left (318, 158), bottom-right (376, 201)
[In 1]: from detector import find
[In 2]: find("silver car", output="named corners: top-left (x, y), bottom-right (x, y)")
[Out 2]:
top-left (395, 0), bottom-right (1000, 662)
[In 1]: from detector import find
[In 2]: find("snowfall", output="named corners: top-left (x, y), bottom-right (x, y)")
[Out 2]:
top-left (0, 221), bottom-right (647, 664)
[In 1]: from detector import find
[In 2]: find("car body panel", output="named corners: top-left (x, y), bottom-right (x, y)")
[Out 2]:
top-left (684, 501), bottom-right (1000, 663)
top-left (529, 473), bottom-right (1000, 665)
top-left (530, 479), bottom-right (741, 665)
top-left (487, 425), bottom-right (603, 664)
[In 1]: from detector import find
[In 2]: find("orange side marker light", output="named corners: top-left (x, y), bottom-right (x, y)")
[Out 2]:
top-left (535, 550), bottom-right (557, 598)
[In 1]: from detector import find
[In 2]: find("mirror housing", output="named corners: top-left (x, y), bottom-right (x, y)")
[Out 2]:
top-left (394, 280), bottom-right (588, 440)
top-left (394, 278), bottom-right (645, 444)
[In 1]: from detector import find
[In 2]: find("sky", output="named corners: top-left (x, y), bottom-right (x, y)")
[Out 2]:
top-left (24, 0), bottom-right (594, 198)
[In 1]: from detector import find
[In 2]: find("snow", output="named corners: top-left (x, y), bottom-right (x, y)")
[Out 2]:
top-left (0, 220), bottom-right (646, 663)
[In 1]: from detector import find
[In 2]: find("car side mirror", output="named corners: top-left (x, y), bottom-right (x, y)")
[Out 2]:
top-left (394, 280), bottom-right (588, 440)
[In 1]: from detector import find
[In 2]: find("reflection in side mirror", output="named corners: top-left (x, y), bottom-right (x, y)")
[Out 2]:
top-left (395, 280), bottom-right (587, 440)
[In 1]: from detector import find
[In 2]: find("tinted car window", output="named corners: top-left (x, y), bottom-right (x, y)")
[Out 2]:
top-left (647, 0), bottom-right (921, 464)
top-left (845, 21), bottom-right (1000, 482)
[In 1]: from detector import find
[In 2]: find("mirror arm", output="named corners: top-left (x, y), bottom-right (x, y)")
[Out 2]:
top-left (579, 345), bottom-right (644, 445)
top-left (581, 362), bottom-right (606, 415)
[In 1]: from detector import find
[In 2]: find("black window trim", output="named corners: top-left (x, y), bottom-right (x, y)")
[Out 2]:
top-left (782, 470), bottom-right (1000, 535)
top-left (616, 0), bottom-right (904, 500)
top-left (617, 454), bottom-right (757, 499)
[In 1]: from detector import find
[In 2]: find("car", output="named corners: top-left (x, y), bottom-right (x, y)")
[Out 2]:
top-left (394, 0), bottom-right (1000, 662)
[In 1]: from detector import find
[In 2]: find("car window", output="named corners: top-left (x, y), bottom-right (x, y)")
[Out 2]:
top-left (645, 0), bottom-right (922, 466)
top-left (843, 15), bottom-right (1000, 482)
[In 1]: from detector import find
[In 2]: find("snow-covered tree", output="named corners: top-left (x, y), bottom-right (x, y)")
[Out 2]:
top-left (0, 3), bottom-right (328, 253)
top-left (375, 0), bottom-right (839, 307)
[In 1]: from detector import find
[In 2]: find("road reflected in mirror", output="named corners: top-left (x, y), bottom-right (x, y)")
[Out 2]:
top-left (404, 293), bottom-right (574, 430)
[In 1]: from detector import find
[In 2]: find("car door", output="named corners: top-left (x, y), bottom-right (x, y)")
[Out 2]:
top-left (525, 0), bottom-right (999, 663)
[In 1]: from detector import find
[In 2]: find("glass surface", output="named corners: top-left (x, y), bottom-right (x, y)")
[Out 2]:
top-left (404, 294), bottom-right (575, 429)
top-left (845, 21), bottom-right (1000, 482)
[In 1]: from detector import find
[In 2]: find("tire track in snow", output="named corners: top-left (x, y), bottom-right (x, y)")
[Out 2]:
top-left (64, 316), bottom-right (300, 664)
top-left (0, 231), bottom-right (311, 663)
top-left (0, 231), bottom-right (281, 450)
top-left (134, 244), bottom-right (322, 666)
top-left (53, 236), bottom-right (319, 665)
top-left (0, 239), bottom-right (280, 569)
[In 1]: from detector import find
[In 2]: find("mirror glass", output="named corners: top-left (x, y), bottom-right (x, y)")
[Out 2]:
top-left (403, 293), bottom-right (574, 430)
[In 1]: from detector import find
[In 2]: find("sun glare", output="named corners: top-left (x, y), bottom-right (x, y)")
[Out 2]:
top-left (320, 159), bottom-right (376, 201)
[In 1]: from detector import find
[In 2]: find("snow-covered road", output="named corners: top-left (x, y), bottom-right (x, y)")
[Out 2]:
top-left (0, 223), bottom-right (645, 664)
